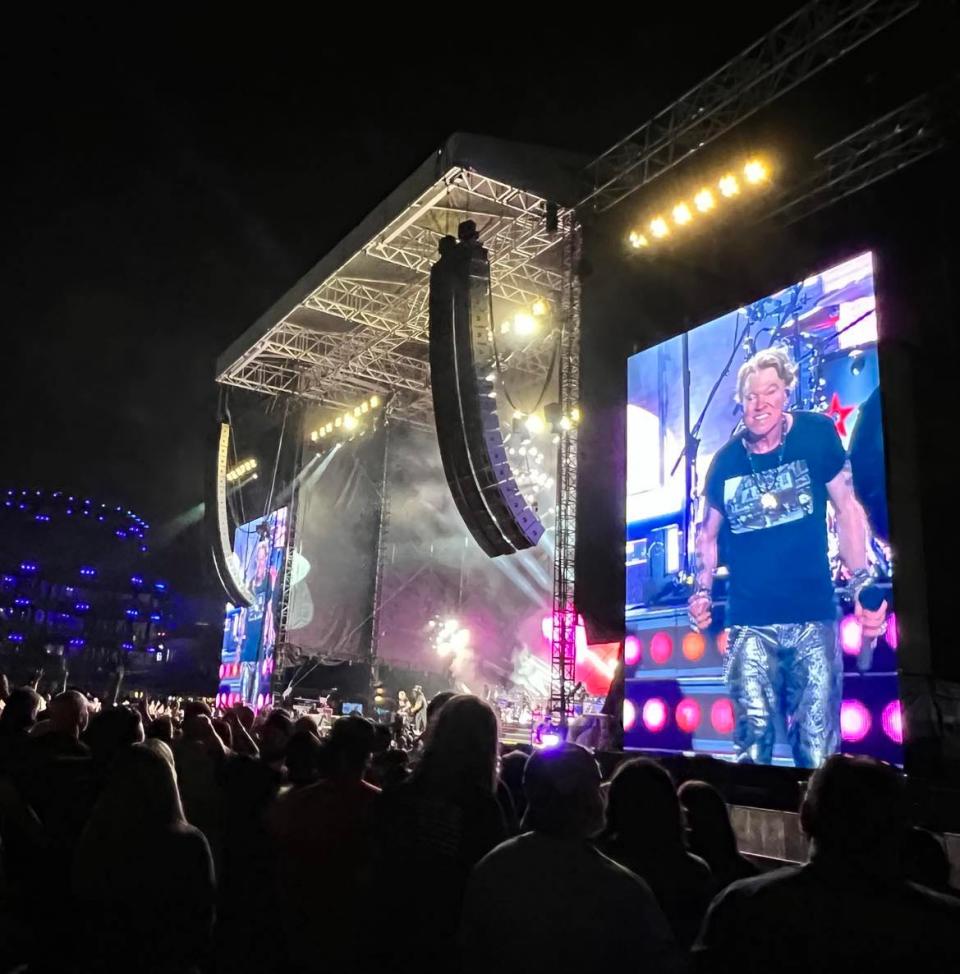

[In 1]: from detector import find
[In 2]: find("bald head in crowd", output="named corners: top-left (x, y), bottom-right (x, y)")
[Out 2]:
top-left (49, 690), bottom-right (89, 739)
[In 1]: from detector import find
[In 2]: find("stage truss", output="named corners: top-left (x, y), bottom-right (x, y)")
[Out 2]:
top-left (217, 168), bottom-right (576, 430)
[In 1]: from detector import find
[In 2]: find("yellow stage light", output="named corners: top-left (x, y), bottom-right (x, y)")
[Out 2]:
top-left (513, 313), bottom-right (537, 336)
top-left (531, 299), bottom-right (548, 317)
top-left (369, 395), bottom-right (380, 408)
top-left (335, 417), bottom-right (342, 428)
top-left (525, 414), bottom-right (545, 435)
top-left (571, 406), bottom-right (581, 423)
top-left (310, 431), bottom-right (318, 442)
top-left (628, 230), bottom-right (649, 249)
top-left (743, 158), bottom-right (768, 184)
top-left (559, 416), bottom-right (572, 432)
top-left (694, 188), bottom-right (715, 213)
top-left (718, 174), bottom-right (740, 198)
top-left (361, 401), bottom-right (369, 413)
top-left (500, 320), bottom-right (512, 335)
top-left (649, 217), bottom-right (669, 239)
top-left (353, 406), bottom-right (361, 417)
top-left (344, 414), bottom-right (357, 430)
top-left (672, 203), bottom-right (692, 226)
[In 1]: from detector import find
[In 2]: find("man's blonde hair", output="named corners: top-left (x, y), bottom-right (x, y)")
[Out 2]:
top-left (735, 345), bottom-right (798, 404)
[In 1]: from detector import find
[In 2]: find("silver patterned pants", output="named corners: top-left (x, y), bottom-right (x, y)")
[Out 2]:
top-left (725, 622), bottom-right (841, 768)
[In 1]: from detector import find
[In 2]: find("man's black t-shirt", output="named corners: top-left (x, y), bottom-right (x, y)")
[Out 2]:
top-left (704, 411), bottom-right (846, 626)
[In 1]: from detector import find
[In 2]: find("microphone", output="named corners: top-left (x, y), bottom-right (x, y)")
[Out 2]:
top-left (855, 583), bottom-right (887, 672)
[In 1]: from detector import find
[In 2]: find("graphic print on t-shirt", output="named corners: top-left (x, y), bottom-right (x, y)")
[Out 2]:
top-left (723, 459), bottom-right (814, 534)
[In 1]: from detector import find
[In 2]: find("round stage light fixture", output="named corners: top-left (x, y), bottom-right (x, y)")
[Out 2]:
top-left (343, 414), bottom-right (357, 430)
top-left (623, 699), bottom-right (637, 731)
top-left (676, 698), bottom-right (702, 733)
top-left (624, 635), bottom-right (643, 665)
top-left (840, 700), bottom-right (872, 742)
top-left (743, 158), bottom-right (768, 184)
top-left (881, 700), bottom-right (903, 744)
top-left (715, 630), bottom-right (729, 655)
top-left (711, 698), bottom-right (735, 735)
top-left (649, 217), bottom-right (670, 238)
top-left (672, 202), bottom-right (693, 226)
top-left (839, 614), bottom-right (863, 655)
top-left (642, 697), bottom-right (668, 733)
top-left (649, 631), bottom-right (673, 664)
top-left (694, 188), bottom-right (715, 212)
top-left (629, 230), bottom-right (649, 249)
top-left (718, 174), bottom-right (740, 197)
top-left (369, 395), bottom-right (380, 408)
top-left (682, 631), bottom-right (706, 661)
top-left (513, 312), bottom-right (537, 336)
top-left (531, 299), bottom-right (549, 317)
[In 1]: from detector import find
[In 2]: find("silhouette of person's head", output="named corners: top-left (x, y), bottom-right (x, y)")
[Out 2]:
top-left (678, 779), bottom-right (740, 862)
top-left (426, 690), bottom-right (456, 725)
top-left (286, 729), bottom-right (331, 786)
top-left (49, 690), bottom-right (89, 738)
top-left (801, 754), bottom-right (908, 865)
top-left (0, 687), bottom-right (42, 732)
top-left (147, 715), bottom-right (175, 745)
top-left (417, 694), bottom-right (499, 797)
top-left (259, 710), bottom-right (294, 763)
top-left (606, 758), bottom-right (685, 850)
top-left (85, 706), bottom-right (145, 767)
top-left (327, 715), bottom-right (376, 780)
top-left (522, 743), bottom-right (605, 839)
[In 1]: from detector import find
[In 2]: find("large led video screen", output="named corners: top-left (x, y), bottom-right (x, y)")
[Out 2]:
top-left (216, 506), bottom-right (289, 710)
top-left (624, 251), bottom-right (902, 767)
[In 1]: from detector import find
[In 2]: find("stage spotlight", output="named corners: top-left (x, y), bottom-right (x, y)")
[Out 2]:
top-left (335, 417), bottom-right (343, 428)
top-left (840, 700), bottom-right (872, 743)
top-left (649, 217), bottom-right (669, 239)
top-left (672, 202), bottom-right (693, 226)
top-left (694, 188), bottom-right (715, 212)
top-left (353, 406), bottom-right (362, 417)
top-left (718, 174), bottom-right (739, 197)
top-left (531, 299), bottom-right (549, 317)
top-left (226, 458), bottom-right (258, 483)
top-left (570, 406), bottom-right (581, 424)
top-left (343, 414), bottom-right (357, 431)
top-left (310, 431), bottom-right (318, 442)
top-left (361, 401), bottom-right (369, 413)
top-left (500, 321), bottom-right (512, 335)
top-left (642, 698), bottom-right (668, 733)
top-left (513, 313), bottom-right (537, 336)
top-left (525, 414), bottom-right (545, 435)
top-left (628, 230), bottom-right (649, 249)
top-left (559, 416), bottom-right (572, 432)
top-left (369, 395), bottom-right (380, 408)
top-left (743, 158), bottom-right (768, 184)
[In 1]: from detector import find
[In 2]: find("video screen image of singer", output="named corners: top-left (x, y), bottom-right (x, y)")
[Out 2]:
top-left (623, 251), bottom-right (902, 768)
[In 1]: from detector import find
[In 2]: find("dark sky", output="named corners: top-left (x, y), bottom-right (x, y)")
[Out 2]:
top-left (2, 6), bottom-right (800, 595)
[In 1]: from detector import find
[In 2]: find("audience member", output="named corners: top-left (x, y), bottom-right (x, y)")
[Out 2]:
top-left (146, 714), bottom-right (175, 745)
top-left (901, 826), bottom-right (958, 897)
top-left (461, 744), bottom-right (682, 974)
top-left (84, 705), bottom-right (145, 785)
top-left (73, 740), bottom-right (215, 974)
top-left (602, 758), bottom-right (713, 946)
top-left (285, 727), bottom-right (331, 787)
top-left (499, 748), bottom-right (528, 822)
top-left (374, 695), bottom-right (506, 973)
top-left (0, 687), bottom-right (42, 772)
top-left (695, 755), bottom-right (960, 971)
top-left (258, 708), bottom-right (294, 775)
top-left (268, 715), bottom-right (380, 971)
top-left (678, 779), bottom-right (758, 892)
top-left (30, 689), bottom-right (90, 757)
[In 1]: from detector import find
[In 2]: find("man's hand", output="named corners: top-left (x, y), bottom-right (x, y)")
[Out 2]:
top-left (856, 596), bottom-right (888, 640)
top-left (688, 592), bottom-right (712, 631)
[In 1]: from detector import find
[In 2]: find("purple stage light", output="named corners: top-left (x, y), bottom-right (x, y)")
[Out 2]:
top-left (840, 699), bottom-right (872, 742)
top-left (885, 612), bottom-right (898, 650)
top-left (839, 614), bottom-right (863, 655)
top-left (881, 700), bottom-right (903, 744)
top-left (540, 732), bottom-right (562, 748)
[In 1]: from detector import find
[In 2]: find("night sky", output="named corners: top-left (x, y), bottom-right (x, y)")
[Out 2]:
top-left (3, 6), bottom-right (799, 598)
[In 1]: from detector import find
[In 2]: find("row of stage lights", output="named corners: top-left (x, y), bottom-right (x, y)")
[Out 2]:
top-left (310, 395), bottom-right (382, 442)
top-left (627, 157), bottom-right (770, 250)
top-left (226, 458), bottom-right (258, 484)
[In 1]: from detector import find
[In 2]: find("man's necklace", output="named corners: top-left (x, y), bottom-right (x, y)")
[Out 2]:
top-left (745, 417), bottom-right (788, 512)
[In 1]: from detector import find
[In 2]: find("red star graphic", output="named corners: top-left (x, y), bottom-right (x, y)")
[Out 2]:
top-left (826, 391), bottom-right (855, 437)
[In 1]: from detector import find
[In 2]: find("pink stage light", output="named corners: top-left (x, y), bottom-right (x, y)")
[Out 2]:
top-left (676, 698), bottom-right (702, 733)
top-left (710, 698), bottom-right (735, 735)
top-left (840, 699), bottom-right (872, 742)
top-left (624, 635), bottom-right (643, 666)
top-left (886, 612), bottom-right (898, 650)
top-left (623, 699), bottom-right (637, 731)
top-left (881, 700), bottom-right (903, 744)
top-left (218, 664), bottom-right (225, 679)
top-left (839, 614), bottom-right (863, 655)
top-left (649, 632), bottom-right (673, 665)
top-left (642, 697), bottom-right (668, 733)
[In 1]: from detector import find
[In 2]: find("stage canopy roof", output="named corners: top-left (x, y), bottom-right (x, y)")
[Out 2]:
top-left (215, 133), bottom-right (585, 429)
